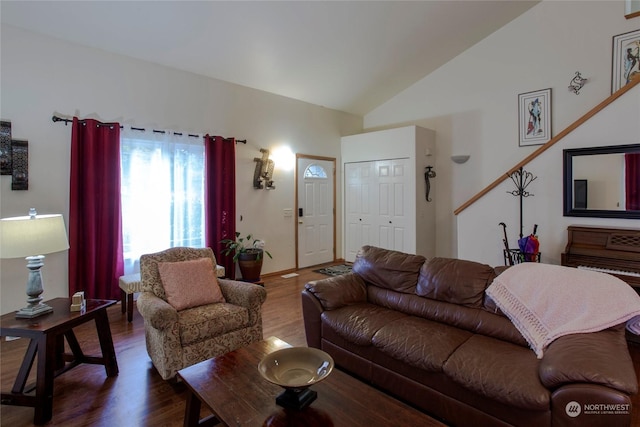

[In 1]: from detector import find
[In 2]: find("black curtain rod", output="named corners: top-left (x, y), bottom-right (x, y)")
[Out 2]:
top-left (51, 115), bottom-right (247, 144)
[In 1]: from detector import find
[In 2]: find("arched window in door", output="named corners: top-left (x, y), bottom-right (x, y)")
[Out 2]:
top-left (304, 164), bottom-right (328, 179)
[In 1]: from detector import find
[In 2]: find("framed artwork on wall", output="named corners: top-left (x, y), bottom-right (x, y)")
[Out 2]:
top-left (518, 88), bottom-right (551, 147)
top-left (11, 139), bottom-right (28, 190)
top-left (625, 0), bottom-right (640, 19)
top-left (1, 120), bottom-right (11, 175)
top-left (611, 29), bottom-right (640, 93)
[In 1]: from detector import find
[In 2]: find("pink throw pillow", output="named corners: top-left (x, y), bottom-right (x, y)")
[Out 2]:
top-left (158, 257), bottom-right (225, 311)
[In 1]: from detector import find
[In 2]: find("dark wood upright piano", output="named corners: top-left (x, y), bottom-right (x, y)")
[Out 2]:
top-left (561, 225), bottom-right (640, 343)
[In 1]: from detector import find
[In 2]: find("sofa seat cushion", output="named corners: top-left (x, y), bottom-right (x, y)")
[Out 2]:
top-left (367, 286), bottom-right (529, 347)
top-left (178, 302), bottom-right (249, 346)
top-left (321, 303), bottom-right (407, 346)
top-left (443, 334), bottom-right (549, 411)
top-left (372, 316), bottom-right (473, 372)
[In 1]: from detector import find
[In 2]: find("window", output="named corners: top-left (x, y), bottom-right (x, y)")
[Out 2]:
top-left (304, 163), bottom-right (328, 179)
top-left (120, 130), bottom-right (205, 274)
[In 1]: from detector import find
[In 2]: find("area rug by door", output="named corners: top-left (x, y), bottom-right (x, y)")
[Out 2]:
top-left (313, 264), bottom-right (353, 277)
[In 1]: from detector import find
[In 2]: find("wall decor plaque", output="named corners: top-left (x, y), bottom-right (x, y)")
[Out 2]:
top-left (0, 120), bottom-right (11, 175)
top-left (11, 139), bottom-right (28, 190)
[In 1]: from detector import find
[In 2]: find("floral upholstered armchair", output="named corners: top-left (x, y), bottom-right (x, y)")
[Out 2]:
top-left (137, 247), bottom-right (267, 380)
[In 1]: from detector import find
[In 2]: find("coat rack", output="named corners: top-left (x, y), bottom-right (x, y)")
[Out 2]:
top-left (506, 167), bottom-right (537, 239)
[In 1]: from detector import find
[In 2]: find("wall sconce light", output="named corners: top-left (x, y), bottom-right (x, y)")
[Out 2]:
top-left (451, 155), bottom-right (470, 164)
top-left (568, 71), bottom-right (588, 95)
top-left (254, 148), bottom-right (275, 190)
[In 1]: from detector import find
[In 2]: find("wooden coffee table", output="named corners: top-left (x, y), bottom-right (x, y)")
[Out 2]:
top-left (178, 336), bottom-right (444, 427)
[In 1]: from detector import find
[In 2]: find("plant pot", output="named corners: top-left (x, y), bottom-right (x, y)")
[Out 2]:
top-left (238, 250), bottom-right (264, 282)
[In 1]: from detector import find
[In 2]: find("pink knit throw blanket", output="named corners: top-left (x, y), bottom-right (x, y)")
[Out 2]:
top-left (486, 263), bottom-right (640, 358)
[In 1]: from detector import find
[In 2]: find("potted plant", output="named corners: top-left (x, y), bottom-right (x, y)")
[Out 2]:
top-left (220, 232), bottom-right (272, 282)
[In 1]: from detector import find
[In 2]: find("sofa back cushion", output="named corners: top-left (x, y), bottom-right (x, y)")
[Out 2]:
top-left (352, 245), bottom-right (425, 293)
top-left (416, 257), bottom-right (496, 308)
top-left (140, 246), bottom-right (217, 300)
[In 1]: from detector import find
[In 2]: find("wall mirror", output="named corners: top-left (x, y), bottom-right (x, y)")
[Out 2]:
top-left (563, 144), bottom-right (640, 219)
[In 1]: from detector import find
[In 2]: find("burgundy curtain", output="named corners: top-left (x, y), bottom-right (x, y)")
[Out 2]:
top-left (626, 153), bottom-right (640, 211)
top-left (204, 135), bottom-right (236, 279)
top-left (69, 117), bottom-right (124, 299)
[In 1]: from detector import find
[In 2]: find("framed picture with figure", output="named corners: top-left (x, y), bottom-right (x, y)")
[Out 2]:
top-left (518, 88), bottom-right (551, 147)
top-left (625, 0), bottom-right (640, 19)
top-left (612, 29), bottom-right (640, 92)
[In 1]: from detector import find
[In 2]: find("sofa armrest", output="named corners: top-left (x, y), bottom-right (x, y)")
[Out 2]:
top-left (301, 289), bottom-right (324, 348)
top-left (136, 292), bottom-right (178, 330)
top-left (218, 279), bottom-right (267, 308)
top-left (218, 279), bottom-right (267, 325)
top-left (539, 325), bottom-right (638, 395)
top-left (551, 383), bottom-right (632, 427)
top-left (304, 273), bottom-right (367, 310)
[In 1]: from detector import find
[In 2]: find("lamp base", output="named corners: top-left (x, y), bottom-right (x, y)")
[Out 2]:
top-left (15, 255), bottom-right (53, 318)
top-left (15, 302), bottom-right (53, 319)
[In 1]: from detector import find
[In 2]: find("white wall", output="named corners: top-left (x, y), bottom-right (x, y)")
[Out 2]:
top-left (363, 1), bottom-right (640, 263)
top-left (0, 25), bottom-right (362, 314)
top-left (458, 86), bottom-right (639, 266)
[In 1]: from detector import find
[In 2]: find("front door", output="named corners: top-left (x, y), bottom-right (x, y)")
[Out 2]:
top-left (297, 156), bottom-right (335, 268)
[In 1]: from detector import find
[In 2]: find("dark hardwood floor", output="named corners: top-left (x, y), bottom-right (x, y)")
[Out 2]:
top-left (0, 266), bottom-right (325, 427)
top-left (2, 266), bottom-right (640, 426)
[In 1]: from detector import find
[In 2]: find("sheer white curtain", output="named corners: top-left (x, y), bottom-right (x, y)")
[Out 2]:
top-left (120, 128), bottom-right (205, 274)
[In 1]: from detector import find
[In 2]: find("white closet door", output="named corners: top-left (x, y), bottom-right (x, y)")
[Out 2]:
top-left (344, 162), bottom-right (375, 262)
top-left (376, 159), bottom-right (409, 253)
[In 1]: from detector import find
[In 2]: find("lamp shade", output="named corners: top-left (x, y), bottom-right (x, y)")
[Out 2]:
top-left (0, 214), bottom-right (69, 259)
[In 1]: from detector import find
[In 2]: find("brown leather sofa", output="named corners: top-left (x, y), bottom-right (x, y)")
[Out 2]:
top-left (301, 246), bottom-right (638, 426)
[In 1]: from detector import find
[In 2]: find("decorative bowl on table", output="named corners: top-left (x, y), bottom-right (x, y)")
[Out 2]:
top-left (258, 347), bottom-right (334, 410)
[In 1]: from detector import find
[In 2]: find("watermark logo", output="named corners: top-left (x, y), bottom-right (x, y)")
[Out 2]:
top-left (565, 401), bottom-right (581, 418)
top-left (565, 401), bottom-right (630, 417)
top-left (583, 403), bottom-right (630, 415)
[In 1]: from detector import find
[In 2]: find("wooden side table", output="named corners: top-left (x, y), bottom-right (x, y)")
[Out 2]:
top-left (0, 298), bottom-right (119, 425)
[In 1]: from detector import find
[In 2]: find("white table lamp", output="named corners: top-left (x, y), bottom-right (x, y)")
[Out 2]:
top-left (0, 208), bottom-right (70, 318)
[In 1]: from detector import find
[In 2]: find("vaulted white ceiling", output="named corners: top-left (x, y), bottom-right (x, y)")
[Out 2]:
top-left (1, 1), bottom-right (539, 115)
